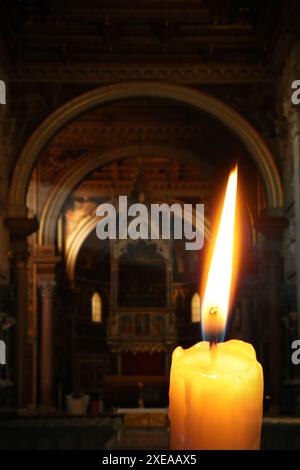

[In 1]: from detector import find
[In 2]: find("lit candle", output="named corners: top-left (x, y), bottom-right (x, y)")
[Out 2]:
top-left (169, 167), bottom-right (263, 450)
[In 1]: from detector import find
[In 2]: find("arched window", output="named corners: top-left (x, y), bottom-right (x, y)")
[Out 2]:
top-left (91, 292), bottom-right (102, 323)
top-left (191, 292), bottom-right (200, 323)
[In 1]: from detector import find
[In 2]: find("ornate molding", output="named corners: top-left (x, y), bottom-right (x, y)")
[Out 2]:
top-left (11, 64), bottom-right (274, 85)
top-left (107, 308), bottom-right (177, 353)
top-left (50, 124), bottom-right (213, 147)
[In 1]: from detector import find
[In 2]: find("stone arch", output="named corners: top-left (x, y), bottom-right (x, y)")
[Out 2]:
top-left (39, 143), bottom-right (213, 245)
top-left (65, 200), bottom-right (212, 284)
top-left (10, 81), bottom-right (283, 217)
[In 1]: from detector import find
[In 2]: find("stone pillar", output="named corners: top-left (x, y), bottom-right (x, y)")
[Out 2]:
top-left (0, 112), bottom-right (15, 285)
top-left (289, 110), bottom-right (300, 338)
top-left (30, 248), bottom-right (61, 408)
top-left (282, 48), bottom-right (300, 334)
top-left (257, 216), bottom-right (286, 413)
top-left (39, 281), bottom-right (56, 408)
top-left (5, 217), bottom-right (39, 408)
top-left (15, 253), bottom-right (29, 407)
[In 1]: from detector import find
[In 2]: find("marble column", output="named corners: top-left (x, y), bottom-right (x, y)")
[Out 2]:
top-left (0, 111), bottom-right (9, 284)
top-left (15, 253), bottom-right (29, 407)
top-left (5, 217), bottom-right (39, 408)
top-left (39, 281), bottom-right (56, 408)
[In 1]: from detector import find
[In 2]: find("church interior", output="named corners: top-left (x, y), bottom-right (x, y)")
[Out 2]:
top-left (0, 0), bottom-right (300, 450)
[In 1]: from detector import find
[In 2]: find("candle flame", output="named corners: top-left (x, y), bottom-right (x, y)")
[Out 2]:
top-left (201, 166), bottom-right (238, 343)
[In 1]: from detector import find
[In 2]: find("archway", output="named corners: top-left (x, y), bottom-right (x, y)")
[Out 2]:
top-left (65, 200), bottom-right (212, 285)
top-left (39, 143), bottom-right (213, 245)
top-left (10, 81), bottom-right (283, 216)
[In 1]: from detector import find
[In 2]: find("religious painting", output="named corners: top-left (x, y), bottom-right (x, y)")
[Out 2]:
top-left (119, 314), bottom-right (133, 336)
top-left (135, 314), bottom-right (150, 336)
top-left (152, 315), bottom-right (165, 336)
top-left (117, 241), bottom-right (166, 308)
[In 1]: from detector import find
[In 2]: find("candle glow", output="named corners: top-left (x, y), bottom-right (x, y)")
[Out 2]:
top-left (201, 166), bottom-right (238, 343)
top-left (169, 166), bottom-right (263, 450)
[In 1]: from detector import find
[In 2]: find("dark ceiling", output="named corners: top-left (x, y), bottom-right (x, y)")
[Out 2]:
top-left (1, 0), bottom-right (299, 73)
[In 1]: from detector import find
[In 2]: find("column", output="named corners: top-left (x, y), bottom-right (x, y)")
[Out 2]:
top-left (290, 110), bottom-right (300, 338)
top-left (0, 111), bottom-right (8, 284)
top-left (39, 281), bottom-right (56, 408)
top-left (257, 216), bottom-right (286, 413)
top-left (5, 217), bottom-right (39, 408)
top-left (16, 253), bottom-right (29, 407)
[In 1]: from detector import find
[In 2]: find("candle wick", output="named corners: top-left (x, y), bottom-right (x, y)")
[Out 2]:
top-left (209, 306), bottom-right (218, 315)
top-left (208, 306), bottom-right (219, 349)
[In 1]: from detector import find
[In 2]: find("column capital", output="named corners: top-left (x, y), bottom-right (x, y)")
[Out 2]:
top-left (5, 216), bottom-right (39, 240)
top-left (256, 215), bottom-right (287, 240)
top-left (5, 217), bottom-right (39, 261)
top-left (39, 281), bottom-right (56, 298)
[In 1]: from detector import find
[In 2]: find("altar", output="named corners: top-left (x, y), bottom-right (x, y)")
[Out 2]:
top-left (107, 237), bottom-right (177, 376)
top-left (113, 407), bottom-right (170, 449)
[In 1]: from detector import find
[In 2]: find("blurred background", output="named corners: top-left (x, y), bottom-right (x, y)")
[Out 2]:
top-left (0, 0), bottom-right (300, 449)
